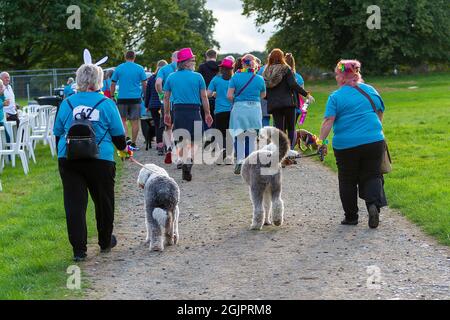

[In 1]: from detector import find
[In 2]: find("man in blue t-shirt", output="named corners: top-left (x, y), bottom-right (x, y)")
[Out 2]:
top-left (111, 50), bottom-right (147, 150)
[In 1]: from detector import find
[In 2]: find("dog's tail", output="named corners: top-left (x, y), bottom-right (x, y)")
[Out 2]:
top-left (152, 208), bottom-right (168, 227)
top-left (262, 127), bottom-right (290, 162)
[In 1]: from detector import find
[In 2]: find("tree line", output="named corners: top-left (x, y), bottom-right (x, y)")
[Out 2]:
top-left (242, 0), bottom-right (450, 73)
top-left (0, 0), bottom-right (217, 70)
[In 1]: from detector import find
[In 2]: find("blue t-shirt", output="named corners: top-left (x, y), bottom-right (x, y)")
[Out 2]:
top-left (257, 65), bottom-right (266, 76)
top-left (324, 83), bottom-right (385, 150)
top-left (295, 72), bottom-right (304, 86)
top-left (111, 61), bottom-right (147, 99)
top-left (163, 70), bottom-right (206, 105)
top-left (229, 72), bottom-right (266, 102)
top-left (208, 75), bottom-right (232, 114)
top-left (64, 84), bottom-right (75, 98)
top-left (156, 62), bottom-right (177, 85)
top-left (53, 92), bottom-right (125, 162)
top-left (102, 79), bottom-right (112, 92)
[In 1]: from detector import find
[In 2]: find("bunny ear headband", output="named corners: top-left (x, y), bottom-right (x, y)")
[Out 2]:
top-left (83, 49), bottom-right (108, 66)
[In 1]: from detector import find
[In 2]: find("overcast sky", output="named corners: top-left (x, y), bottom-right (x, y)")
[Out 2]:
top-left (205, 0), bottom-right (277, 54)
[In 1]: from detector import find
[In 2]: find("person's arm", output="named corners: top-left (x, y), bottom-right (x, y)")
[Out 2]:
top-left (227, 88), bottom-right (235, 103)
top-left (260, 90), bottom-right (266, 99)
top-left (141, 80), bottom-right (147, 102)
top-left (144, 79), bottom-right (151, 110)
top-left (200, 89), bottom-right (213, 127)
top-left (163, 91), bottom-right (172, 127)
top-left (207, 90), bottom-right (215, 98)
top-left (319, 116), bottom-right (335, 156)
top-left (155, 78), bottom-right (163, 94)
top-left (286, 70), bottom-right (309, 97)
top-left (112, 135), bottom-right (127, 151)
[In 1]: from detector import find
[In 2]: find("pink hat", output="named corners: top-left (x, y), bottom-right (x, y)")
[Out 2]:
top-left (177, 48), bottom-right (195, 62)
top-left (219, 58), bottom-right (234, 69)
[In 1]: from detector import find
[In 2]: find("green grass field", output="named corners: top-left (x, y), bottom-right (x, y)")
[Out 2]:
top-left (0, 72), bottom-right (448, 299)
top-left (302, 72), bottom-right (450, 245)
top-left (0, 144), bottom-right (123, 299)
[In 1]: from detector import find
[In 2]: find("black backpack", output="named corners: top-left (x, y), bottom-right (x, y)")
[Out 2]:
top-left (65, 98), bottom-right (108, 160)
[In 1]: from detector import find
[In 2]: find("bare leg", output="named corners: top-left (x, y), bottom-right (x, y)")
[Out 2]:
top-left (121, 117), bottom-right (128, 137)
top-left (131, 119), bottom-right (140, 144)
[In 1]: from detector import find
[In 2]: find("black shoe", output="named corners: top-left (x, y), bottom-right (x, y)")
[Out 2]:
top-left (368, 204), bottom-right (380, 229)
top-left (234, 163), bottom-right (242, 175)
top-left (182, 164), bottom-right (192, 181)
top-left (101, 235), bottom-right (117, 253)
top-left (341, 217), bottom-right (359, 225)
top-left (157, 147), bottom-right (165, 156)
top-left (126, 137), bottom-right (132, 146)
top-left (73, 252), bottom-right (87, 262)
top-left (177, 161), bottom-right (183, 170)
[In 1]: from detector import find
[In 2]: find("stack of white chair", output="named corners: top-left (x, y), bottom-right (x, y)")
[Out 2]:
top-left (30, 107), bottom-right (57, 157)
top-left (0, 118), bottom-right (30, 175)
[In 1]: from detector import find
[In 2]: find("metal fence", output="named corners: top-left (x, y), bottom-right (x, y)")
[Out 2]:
top-left (8, 68), bottom-right (77, 102)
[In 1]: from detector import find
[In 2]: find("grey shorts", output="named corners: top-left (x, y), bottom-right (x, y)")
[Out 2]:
top-left (118, 103), bottom-right (141, 120)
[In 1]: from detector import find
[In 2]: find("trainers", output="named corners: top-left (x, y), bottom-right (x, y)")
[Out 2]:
top-left (73, 252), bottom-right (87, 262)
top-left (157, 146), bottom-right (165, 156)
top-left (234, 163), bottom-right (242, 175)
top-left (341, 216), bottom-right (358, 225)
top-left (182, 164), bottom-right (192, 181)
top-left (164, 151), bottom-right (173, 164)
top-left (101, 235), bottom-right (117, 253)
top-left (130, 143), bottom-right (140, 151)
top-left (368, 204), bottom-right (379, 229)
top-left (126, 137), bottom-right (132, 146)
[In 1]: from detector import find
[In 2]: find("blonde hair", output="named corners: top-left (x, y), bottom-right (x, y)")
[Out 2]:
top-left (0, 79), bottom-right (4, 92)
top-left (76, 64), bottom-right (104, 92)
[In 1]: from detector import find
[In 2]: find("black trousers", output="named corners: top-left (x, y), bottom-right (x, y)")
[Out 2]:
top-left (58, 159), bottom-right (116, 255)
top-left (272, 107), bottom-right (296, 146)
top-left (150, 108), bottom-right (163, 144)
top-left (215, 111), bottom-right (231, 156)
top-left (334, 140), bottom-right (388, 219)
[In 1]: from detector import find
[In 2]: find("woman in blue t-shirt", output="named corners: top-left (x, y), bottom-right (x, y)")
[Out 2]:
top-left (54, 64), bottom-right (127, 261)
top-left (227, 54), bottom-right (266, 174)
top-left (163, 48), bottom-right (213, 181)
top-left (207, 57), bottom-right (234, 164)
top-left (319, 59), bottom-right (387, 229)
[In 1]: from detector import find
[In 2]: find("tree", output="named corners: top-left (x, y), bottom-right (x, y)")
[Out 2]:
top-left (242, 0), bottom-right (450, 73)
top-left (0, 0), bottom-right (124, 70)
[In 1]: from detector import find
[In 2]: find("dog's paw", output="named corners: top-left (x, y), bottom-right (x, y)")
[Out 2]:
top-left (173, 234), bottom-right (179, 245)
top-left (165, 235), bottom-right (175, 246)
top-left (264, 220), bottom-right (272, 226)
top-left (250, 223), bottom-right (263, 231)
top-left (273, 219), bottom-right (283, 227)
top-left (150, 243), bottom-right (164, 252)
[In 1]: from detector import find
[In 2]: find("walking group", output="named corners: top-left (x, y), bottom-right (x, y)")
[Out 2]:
top-left (49, 47), bottom-right (389, 261)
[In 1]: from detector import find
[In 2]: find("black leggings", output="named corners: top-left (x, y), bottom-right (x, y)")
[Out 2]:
top-left (150, 108), bottom-right (163, 144)
top-left (214, 111), bottom-right (231, 154)
top-left (58, 159), bottom-right (116, 255)
top-left (334, 140), bottom-right (388, 219)
top-left (272, 107), bottom-right (296, 146)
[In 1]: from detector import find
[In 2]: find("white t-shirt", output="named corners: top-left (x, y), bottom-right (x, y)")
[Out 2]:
top-left (3, 85), bottom-right (16, 115)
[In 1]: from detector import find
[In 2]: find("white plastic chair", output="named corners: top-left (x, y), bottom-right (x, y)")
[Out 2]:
top-left (30, 108), bottom-right (57, 157)
top-left (0, 118), bottom-right (30, 175)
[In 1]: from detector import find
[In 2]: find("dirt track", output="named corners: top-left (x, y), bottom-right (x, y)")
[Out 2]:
top-left (83, 141), bottom-right (449, 300)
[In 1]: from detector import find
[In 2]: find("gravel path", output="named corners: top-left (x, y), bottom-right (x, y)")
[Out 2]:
top-left (83, 141), bottom-right (449, 300)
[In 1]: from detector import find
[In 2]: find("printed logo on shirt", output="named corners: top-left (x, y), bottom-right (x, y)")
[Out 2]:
top-left (72, 105), bottom-right (100, 121)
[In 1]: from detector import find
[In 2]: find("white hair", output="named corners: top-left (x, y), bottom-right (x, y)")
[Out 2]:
top-left (0, 72), bottom-right (9, 79)
top-left (76, 64), bottom-right (104, 92)
top-left (0, 79), bottom-right (4, 91)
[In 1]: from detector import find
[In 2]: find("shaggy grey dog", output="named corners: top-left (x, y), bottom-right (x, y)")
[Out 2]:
top-left (137, 164), bottom-right (180, 251)
top-left (241, 127), bottom-right (290, 230)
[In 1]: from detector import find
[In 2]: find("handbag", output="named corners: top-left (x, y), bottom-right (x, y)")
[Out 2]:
top-left (354, 86), bottom-right (392, 174)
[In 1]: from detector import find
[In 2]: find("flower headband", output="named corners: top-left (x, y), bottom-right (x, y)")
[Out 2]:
top-left (337, 62), bottom-right (360, 74)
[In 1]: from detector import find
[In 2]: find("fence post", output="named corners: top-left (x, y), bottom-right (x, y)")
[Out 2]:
top-left (50, 83), bottom-right (52, 96)
top-left (27, 84), bottom-right (30, 102)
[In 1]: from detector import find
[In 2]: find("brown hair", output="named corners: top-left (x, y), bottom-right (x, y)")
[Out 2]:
top-left (285, 53), bottom-right (296, 73)
top-left (220, 67), bottom-right (233, 81)
top-left (125, 50), bottom-right (136, 60)
top-left (233, 57), bottom-right (243, 72)
top-left (267, 48), bottom-right (287, 67)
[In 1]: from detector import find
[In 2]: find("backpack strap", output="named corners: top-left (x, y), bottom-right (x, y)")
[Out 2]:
top-left (87, 97), bottom-right (108, 118)
top-left (354, 86), bottom-right (377, 113)
top-left (235, 73), bottom-right (256, 98)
